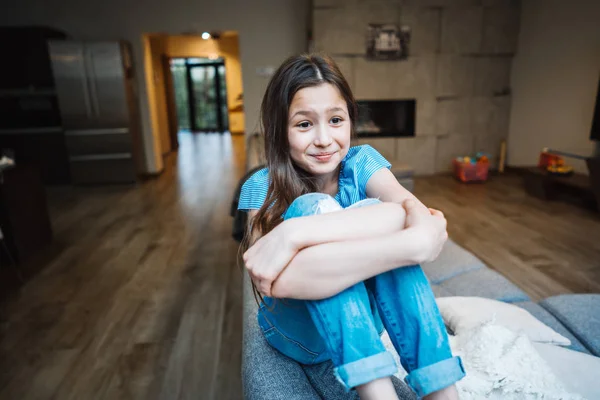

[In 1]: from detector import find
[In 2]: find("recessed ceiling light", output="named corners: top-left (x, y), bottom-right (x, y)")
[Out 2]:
top-left (202, 32), bottom-right (211, 40)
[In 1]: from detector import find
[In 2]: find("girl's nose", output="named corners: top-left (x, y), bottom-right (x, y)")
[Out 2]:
top-left (314, 126), bottom-right (333, 147)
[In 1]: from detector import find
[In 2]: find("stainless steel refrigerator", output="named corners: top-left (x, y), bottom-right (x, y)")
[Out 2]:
top-left (48, 40), bottom-right (142, 184)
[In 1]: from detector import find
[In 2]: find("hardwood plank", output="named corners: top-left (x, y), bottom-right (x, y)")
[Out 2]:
top-left (214, 244), bottom-right (243, 400)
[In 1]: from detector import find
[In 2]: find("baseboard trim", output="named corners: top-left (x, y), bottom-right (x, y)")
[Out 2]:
top-left (139, 171), bottom-right (163, 181)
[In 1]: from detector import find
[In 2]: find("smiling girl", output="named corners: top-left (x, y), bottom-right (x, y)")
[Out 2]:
top-left (238, 54), bottom-right (465, 399)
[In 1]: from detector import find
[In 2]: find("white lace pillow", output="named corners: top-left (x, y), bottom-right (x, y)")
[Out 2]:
top-left (449, 323), bottom-right (583, 400)
top-left (436, 296), bottom-right (571, 346)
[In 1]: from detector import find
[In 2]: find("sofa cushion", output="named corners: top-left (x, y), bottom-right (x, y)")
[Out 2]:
top-left (533, 342), bottom-right (600, 400)
top-left (540, 294), bottom-right (600, 357)
top-left (431, 284), bottom-right (454, 298)
top-left (422, 240), bottom-right (485, 284)
top-left (438, 268), bottom-right (529, 303)
top-left (514, 301), bottom-right (590, 354)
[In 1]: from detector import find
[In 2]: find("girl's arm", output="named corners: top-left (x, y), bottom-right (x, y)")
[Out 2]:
top-left (271, 199), bottom-right (446, 299)
top-left (285, 201), bottom-right (407, 248)
top-left (244, 202), bottom-right (410, 296)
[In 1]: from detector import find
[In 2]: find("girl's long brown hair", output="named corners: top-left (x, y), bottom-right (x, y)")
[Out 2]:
top-left (240, 53), bottom-right (358, 303)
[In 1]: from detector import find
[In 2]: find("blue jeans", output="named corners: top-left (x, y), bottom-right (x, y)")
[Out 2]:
top-left (257, 193), bottom-right (465, 398)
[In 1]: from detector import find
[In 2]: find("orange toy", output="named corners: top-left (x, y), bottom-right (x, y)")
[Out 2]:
top-left (538, 150), bottom-right (563, 168)
top-left (453, 158), bottom-right (489, 183)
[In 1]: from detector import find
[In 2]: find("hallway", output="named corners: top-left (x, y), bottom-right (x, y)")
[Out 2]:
top-left (0, 133), bottom-right (245, 399)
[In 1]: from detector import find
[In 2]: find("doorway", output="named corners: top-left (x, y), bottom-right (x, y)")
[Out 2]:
top-left (170, 57), bottom-right (229, 133)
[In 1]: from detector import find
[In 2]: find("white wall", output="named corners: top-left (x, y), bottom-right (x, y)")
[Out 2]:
top-left (2, 0), bottom-right (309, 173)
top-left (508, 0), bottom-right (600, 172)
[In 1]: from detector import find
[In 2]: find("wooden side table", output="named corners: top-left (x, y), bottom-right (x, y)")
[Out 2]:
top-left (523, 166), bottom-right (598, 210)
top-left (546, 148), bottom-right (600, 208)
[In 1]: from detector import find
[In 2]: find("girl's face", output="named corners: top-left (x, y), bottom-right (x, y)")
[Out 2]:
top-left (287, 83), bottom-right (351, 178)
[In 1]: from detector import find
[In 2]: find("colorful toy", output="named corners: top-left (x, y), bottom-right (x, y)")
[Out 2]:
top-left (452, 152), bottom-right (490, 183)
top-left (538, 149), bottom-right (562, 168)
top-left (538, 149), bottom-right (574, 176)
top-left (547, 162), bottom-right (574, 176)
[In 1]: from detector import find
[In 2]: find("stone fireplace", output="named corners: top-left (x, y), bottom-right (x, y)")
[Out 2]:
top-left (312, 0), bottom-right (520, 175)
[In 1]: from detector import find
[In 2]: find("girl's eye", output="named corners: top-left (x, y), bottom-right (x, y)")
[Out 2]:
top-left (297, 121), bottom-right (312, 129)
top-left (331, 117), bottom-right (343, 125)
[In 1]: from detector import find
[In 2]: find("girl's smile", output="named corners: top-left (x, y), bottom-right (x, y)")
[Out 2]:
top-left (310, 151), bottom-right (337, 162)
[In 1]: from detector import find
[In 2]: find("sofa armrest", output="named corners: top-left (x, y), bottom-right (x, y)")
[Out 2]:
top-left (540, 294), bottom-right (600, 357)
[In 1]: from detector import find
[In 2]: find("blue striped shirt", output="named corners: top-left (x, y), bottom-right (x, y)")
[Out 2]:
top-left (238, 145), bottom-right (391, 211)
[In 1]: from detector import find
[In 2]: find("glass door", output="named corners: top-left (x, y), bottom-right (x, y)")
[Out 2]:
top-left (189, 61), bottom-right (229, 132)
top-left (217, 64), bottom-right (229, 131)
top-left (170, 58), bottom-right (229, 133)
top-left (170, 59), bottom-right (190, 131)
top-left (190, 65), bottom-right (218, 131)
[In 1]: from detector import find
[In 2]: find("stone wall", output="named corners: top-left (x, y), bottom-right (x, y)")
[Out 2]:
top-left (312, 0), bottom-right (520, 174)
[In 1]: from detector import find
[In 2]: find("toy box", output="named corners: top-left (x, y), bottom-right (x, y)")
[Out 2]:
top-left (453, 154), bottom-right (490, 183)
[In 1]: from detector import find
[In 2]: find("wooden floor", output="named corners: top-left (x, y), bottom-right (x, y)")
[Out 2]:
top-left (0, 133), bottom-right (246, 400)
top-left (414, 173), bottom-right (600, 302)
top-left (1, 134), bottom-right (600, 399)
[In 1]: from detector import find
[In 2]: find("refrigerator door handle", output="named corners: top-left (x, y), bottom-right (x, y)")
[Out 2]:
top-left (65, 128), bottom-right (129, 136)
top-left (84, 46), bottom-right (101, 118)
top-left (77, 45), bottom-right (94, 119)
top-left (70, 153), bottom-right (132, 161)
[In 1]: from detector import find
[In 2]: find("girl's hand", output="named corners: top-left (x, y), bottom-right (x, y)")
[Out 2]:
top-left (403, 199), bottom-right (448, 264)
top-left (243, 220), bottom-right (299, 298)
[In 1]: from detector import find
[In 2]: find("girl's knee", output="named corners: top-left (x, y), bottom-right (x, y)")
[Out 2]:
top-left (284, 193), bottom-right (342, 219)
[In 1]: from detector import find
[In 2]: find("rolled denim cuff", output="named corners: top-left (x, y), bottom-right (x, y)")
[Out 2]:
top-left (404, 356), bottom-right (466, 398)
top-left (333, 351), bottom-right (398, 391)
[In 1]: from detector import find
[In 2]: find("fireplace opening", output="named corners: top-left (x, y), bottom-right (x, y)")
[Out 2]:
top-left (355, 99), bottom-right (415, 138)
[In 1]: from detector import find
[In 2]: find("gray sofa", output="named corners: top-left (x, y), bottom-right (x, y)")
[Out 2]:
top-left (241, 239), bottom-right (600, 399)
